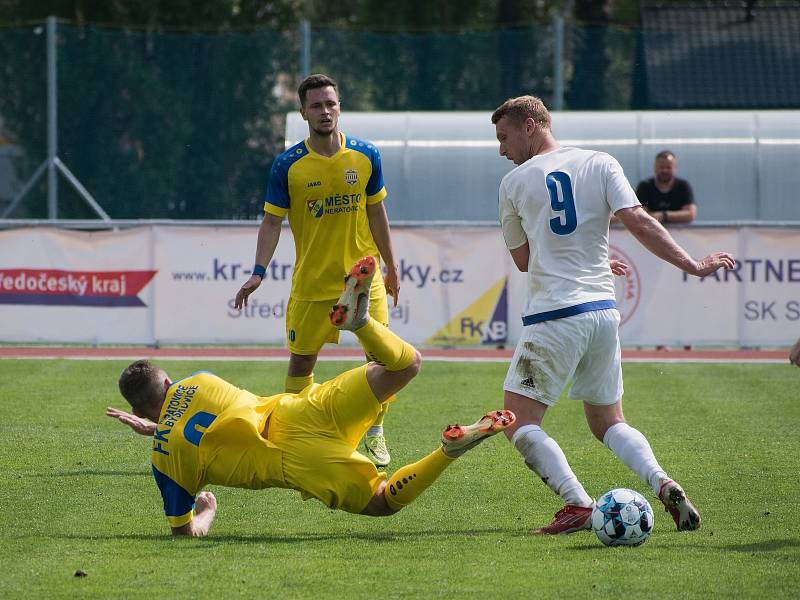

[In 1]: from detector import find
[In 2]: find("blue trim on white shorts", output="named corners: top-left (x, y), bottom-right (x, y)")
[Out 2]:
top-left (522, 300), bottom-right (616, 326)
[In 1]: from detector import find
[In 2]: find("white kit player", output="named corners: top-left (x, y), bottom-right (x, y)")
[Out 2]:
top-left (491, 96), bottom-right (736, 534)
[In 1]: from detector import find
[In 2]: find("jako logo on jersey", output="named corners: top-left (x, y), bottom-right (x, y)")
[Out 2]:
top-left (0, 268), bottom-right (157, 307)
top-left (344, 169), bottom-right (358, 185)
top-left (307, 199), bottom-right (324, 218)
top-left (307, 180), bottom-right (321, 188)
top-left (610, 245), bottom-right (641, 326)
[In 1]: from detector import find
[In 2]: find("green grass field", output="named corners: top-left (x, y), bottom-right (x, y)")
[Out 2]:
top-left (1, 358), bottom-right (798, 599)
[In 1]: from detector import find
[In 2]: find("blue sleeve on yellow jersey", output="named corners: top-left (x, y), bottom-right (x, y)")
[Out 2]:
top-left (171, 370), bottom-right (213, 386)
top-left (152, 464), bottom-right (195, 522)
top-left (348, 137), bottom-right (385, 198)
top-left (265, 141), bottom-right (308, 209)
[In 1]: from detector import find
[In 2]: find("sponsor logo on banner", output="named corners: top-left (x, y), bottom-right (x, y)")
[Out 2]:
top-left (610, 245), bottom-right (641, 325)
top-left (681, 257), bottom-right (800, 283)
top-left (425, 277), bottom-right (508, 346)
top-left (0, 268), bottom-right (156, 307)
top-left (680, 256), bottom-right (800, 324)
top-left (344, 169), bottom-right (358, 185)
top-left (483, 281), bottom-right (508, 344)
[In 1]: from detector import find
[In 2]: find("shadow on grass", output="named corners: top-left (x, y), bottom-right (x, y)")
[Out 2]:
top-left (723, 539), bottom-right (800, 552)
top-left (30, 469), bottom-right (148, 477)
top-left (564, 538), bottom-right (800, 553)
top-left (53, 527), bottom-right (526, 545)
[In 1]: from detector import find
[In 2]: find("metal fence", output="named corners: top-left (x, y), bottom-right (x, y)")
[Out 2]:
top-left (0, 16), bottom-right (797, 221)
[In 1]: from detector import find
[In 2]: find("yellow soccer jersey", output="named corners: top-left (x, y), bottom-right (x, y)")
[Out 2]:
top-left (265, 131), bottom-right (388, 301)
top-left (150, 371), bottom-right (284, 527)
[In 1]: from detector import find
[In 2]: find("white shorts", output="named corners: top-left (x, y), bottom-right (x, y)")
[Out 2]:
top-left (503, 308), bottom-right (623, 406)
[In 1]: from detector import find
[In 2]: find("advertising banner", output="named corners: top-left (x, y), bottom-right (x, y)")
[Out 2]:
top-left (607, 227), bottom-right (800, 346)
top-left (152, 226), bottom-right (510, 347)
top-left (0, 227), bottom-right (156, 344)
top-left (386, 228), bottom-right (510, 346)
top-left (714, 227), bottom-right (799, 346)
top-left (0, 225), bottom-right (797, 347)
top-left (152, 226), bottom-right (294, 344)
top-left (609, 228), bottom-right (741, 346)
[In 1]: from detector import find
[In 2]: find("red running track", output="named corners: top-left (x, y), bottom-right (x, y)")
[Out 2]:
top-left (0, 346), bottom-right (790, 362)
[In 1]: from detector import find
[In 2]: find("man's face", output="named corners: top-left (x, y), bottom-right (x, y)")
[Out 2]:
top-left (654, 156), bottom-right (676, 184)
top-left (495, 116), bottom-right (533, 166)
top-left (300, 86), bottom-right (340, 137)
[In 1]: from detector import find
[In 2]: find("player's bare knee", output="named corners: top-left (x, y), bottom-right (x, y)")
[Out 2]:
top-left (407, 349), bottom-right (422, 378)
top-left (392, 349), bottom-right (421, 383)
top-left (400, 352), bottom-right (421, 387)
top-left (288, 353), bottom-right (317, 376)
top-left (360, 484), bottom-right (399, 517)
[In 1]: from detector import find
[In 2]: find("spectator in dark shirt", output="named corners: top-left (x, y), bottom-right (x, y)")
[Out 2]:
top-left (635, 151), bottom-right (697, 224)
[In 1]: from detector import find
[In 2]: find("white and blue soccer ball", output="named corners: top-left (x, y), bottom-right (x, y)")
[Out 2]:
top-left (592, 488), bottom-right (654, 547)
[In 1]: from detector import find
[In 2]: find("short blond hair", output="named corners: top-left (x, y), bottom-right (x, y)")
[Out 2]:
top-left (491, 95), bottom-right (551, 130)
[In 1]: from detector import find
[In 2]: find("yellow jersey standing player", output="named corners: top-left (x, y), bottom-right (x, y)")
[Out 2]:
top-left (234, 73), bottom-right (399, 468)
top-left (108, 257), bottom-right (515, 536)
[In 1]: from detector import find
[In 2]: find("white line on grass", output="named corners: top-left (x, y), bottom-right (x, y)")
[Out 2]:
top-left (0, 354), bottom-right (787, 364)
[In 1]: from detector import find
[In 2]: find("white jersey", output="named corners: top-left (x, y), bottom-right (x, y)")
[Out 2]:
top-left (498, 146), bottom-right (640, 324)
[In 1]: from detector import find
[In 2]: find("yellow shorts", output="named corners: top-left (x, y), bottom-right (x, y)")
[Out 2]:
top-left (267, 364), bottom-right (387, 514)
top-left (286, 273), bottom-right (389, 355)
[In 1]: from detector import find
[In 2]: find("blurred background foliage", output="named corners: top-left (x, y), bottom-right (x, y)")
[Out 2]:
top-left (3, 1), bottom-right (786, 220)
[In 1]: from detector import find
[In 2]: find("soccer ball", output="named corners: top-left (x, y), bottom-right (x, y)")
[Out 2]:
top-left (591, 488), bottom-right (654, 547)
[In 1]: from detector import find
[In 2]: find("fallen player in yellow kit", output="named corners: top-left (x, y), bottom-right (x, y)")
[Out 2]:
top-left (107, 256), bottom-right (515, 536)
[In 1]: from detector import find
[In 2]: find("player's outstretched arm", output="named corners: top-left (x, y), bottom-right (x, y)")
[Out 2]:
top-left (615, 206), bottom-right (735, 277)
top-left (366, 202), bottom-right (400, 306)
top-left (105, 406), bottom-right (156, 436)
top-left (610, 259), bottom-right (628, 276)
top-left (234, 212), bottom-right (283, 309)
top-left (170, 491), bottom-right (217, 537)
top-left (692, 252), bottom-right (737, 277)
top-left (790, 338), bottom-right (800, 367)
